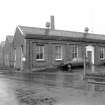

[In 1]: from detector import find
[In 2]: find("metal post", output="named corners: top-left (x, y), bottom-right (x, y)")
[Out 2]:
top-left (2, 47), bottom-right (5, 67)
top-left (83, 45), bottom-right (86, 79)
top-left (83, 27), bottom-right (89, 79)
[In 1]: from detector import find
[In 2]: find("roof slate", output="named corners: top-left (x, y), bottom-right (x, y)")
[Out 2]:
top-left (18, 25), bottom-right (105, 41)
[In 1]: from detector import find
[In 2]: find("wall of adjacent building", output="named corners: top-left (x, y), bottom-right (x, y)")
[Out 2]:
top-left (0, 46), bottom-right (4, 66)
top-left (3, 39), bottom-right (14, 68)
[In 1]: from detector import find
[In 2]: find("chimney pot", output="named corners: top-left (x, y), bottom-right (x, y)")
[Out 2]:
top-left (45, 22), bottom-right (50, 29)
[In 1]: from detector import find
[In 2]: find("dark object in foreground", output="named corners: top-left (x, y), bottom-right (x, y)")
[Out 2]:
top-left (59, 58), bottom-right (89, 72)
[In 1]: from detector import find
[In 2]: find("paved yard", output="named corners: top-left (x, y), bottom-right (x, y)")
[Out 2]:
top-left (0, 69), bottom-right (105, 105)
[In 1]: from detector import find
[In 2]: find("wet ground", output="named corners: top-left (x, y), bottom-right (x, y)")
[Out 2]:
top-left (1, 66), bottom-right (105, 105)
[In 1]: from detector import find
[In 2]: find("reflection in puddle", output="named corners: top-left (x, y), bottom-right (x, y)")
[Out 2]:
top-left (63, 75), bottom-right (74, 88)
top-left (42, 73), bottom-right (57, 87)
top-left (91, 65), bottom-right (95, 73)
top-left (14, 69), bottom-right (105, 99)
top-left (90, 84), bottom-right (105, 94)
top-left (2, 66), bottom-right (105, 105)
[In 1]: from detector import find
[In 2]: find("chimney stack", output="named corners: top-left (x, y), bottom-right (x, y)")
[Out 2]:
top-left (50, 15), bottom-right (55, 30)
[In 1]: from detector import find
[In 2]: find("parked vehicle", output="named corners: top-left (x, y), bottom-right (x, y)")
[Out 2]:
top-left (99, 59), bottom-right (105, 65)
top-left (59, 58), bottom-right (89, 72)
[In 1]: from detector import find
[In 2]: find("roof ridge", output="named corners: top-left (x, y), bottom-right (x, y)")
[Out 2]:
top-left (18, 25), bottom-right (84, 34)
top-left (17, 25), bottom-right (105, 36)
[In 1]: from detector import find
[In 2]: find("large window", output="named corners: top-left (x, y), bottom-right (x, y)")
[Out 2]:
top-left (36, 45), bottom-right (44, 60)
top-left (55, 45), bottom-right (63, 60)
top-left (72, 45), bottom-right (78, 58)
top-left (100, 47), bottom-right (105, 59)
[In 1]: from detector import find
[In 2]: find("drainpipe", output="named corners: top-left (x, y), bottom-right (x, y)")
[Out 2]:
top-left (2, 47), bottom-right (4, 67)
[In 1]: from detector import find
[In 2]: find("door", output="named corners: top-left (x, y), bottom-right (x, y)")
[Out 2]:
top-left (87, 51), bottom-right (92, 64)
top-left (86, 45), bottom-right (94, 65)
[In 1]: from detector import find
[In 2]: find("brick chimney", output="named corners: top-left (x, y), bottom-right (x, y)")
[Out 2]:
top-left (50, 15), bottom-right (55, 30)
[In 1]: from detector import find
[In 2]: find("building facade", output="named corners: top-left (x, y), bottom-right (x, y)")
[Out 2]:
top-left (0, 41), bottom-right (5, 67)
top-left (13, 25), bottom-right (105, 72)
top-left (0, 36), bottom-right (14, 69)
top-left (3, 36), bottom-right (14, 68)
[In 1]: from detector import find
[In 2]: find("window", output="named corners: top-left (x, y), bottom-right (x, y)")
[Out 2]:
top-left (36, 45), bottom-right (44, 60)
top-left (55, 45), bottom-right (63, 60)
top-left (100, 47), bottom-right (105, 59)
top-left (72, 45), bottom-right (78, 58)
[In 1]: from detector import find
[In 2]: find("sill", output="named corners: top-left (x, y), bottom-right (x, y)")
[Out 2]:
top-left (36, 59), bottom-right (45, 61)
top-left (55, 59), bottom-right (63, 61)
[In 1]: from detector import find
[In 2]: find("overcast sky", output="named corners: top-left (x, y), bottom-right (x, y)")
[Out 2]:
top-left (0, 0), bottom-right (105, 42)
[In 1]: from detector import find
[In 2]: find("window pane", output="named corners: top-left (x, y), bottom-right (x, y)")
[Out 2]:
top-left (100, 48), bottom-right (104, 59)
top-left (55, 46), bottom-right (62, 60)
top-left (72, 45), bottom-right (78, 58)
top-left (36, 46), bottom-right (44, 60)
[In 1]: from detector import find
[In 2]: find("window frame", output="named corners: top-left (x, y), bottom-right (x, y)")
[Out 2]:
top-left (72, 45), bottom-right (78, 59)
top-left (55, 45), bottom-right (63, 61)
top-left (100, 47), bottom-right (105, 60)
top-left (36, 45), bottom-right (45, 61)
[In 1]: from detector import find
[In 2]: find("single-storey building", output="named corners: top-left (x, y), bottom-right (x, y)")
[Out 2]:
top-left (0, 41), bottom-right (5, 67)
top-left (3, 36), bottom-right (14, 68)
top-left (13, 25), bottom-right (105, 72)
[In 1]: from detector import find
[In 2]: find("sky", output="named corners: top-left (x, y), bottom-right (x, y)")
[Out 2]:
top-left (0, 0), bottom-right (105, 42)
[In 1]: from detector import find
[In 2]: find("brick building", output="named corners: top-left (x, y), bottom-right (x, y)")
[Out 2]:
top-left (13, 25), bottom-right (105, 72)
top-left (3, 36), bottom-right (14, 68)
top-left (0, 36), bottom-right (14, 68)
top-left (0, 41), bottom-right (5, 67)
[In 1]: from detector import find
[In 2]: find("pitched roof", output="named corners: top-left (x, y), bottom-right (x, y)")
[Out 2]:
top-left (18, 25), bottom-right (105, 41)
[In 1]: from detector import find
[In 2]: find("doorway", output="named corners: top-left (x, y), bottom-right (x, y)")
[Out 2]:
top-left (86, 45), bottom-right (94, 65)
